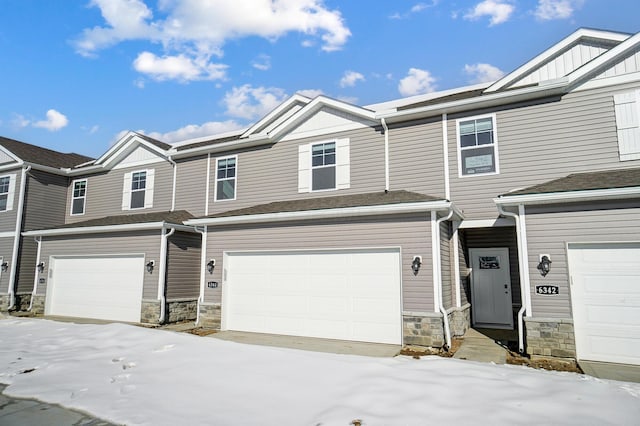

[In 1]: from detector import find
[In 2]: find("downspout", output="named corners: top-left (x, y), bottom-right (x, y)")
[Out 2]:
top-left (157, 226), bottom-right (176, 324)
top-left (380, 118), bottom-right (390, 192)
top-left (194, 225), bottom-right (207, 326)
top-left (27, 236), bottom-right (42, 311)
top-left (432, 208), bottom-right (454, 350)
top-left (497, 203), bottom-right (529, 353)
top-left (168, 155), bottom-right (177, 212)
top-left (8, 165), bottom-right (31, 310)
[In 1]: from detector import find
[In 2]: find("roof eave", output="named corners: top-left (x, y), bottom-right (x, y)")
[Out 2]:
top-left (170, 134), bottom-right (272, 159)
top-left (23, 221), bottom-right (195, 237)
top-left (493, 186), bottom-right (640, 206)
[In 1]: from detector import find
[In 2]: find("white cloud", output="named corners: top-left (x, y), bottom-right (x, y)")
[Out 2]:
top-left (297, 89), bottom-right (324, 98)
top-left (251, 54), bottom-right (271, 71)
top-left (11, 114), bottom-right (30, 129)
top-left (74, 0), bottom-right (351, 81)
top-left (464, 0), bottom-right (514, 26)
top-left (144, 120), bottom-right (245, 143)
top-left (339, 71), bottom-right (365, 88)
top-left (464, 63), bottom-right (505, 83)
top-left (33, 109), bottom-right (69, 131)
top-left (223, 85), bottom-right (289, 120)
top-left (133, 51), bottom-right (227, 81)
top-left (390, 1), bottom-right (438, 19)
top-left (534, 0), bottom-right (582, 20)
top-left (398, 68), bottom-right (437, 96)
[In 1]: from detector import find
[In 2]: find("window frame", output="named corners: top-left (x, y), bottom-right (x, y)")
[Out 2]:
top-left (129, 170), bottom-right (147, 210)
top-left (310, 141), bottom-right (337, 192)
top-left (214, 155), bottom-right (238, 202)
top-left (0, 175), bottom-right (11, 212)
top-left (456, 113), bottom-right (500, 178)
top-left (70, 178), bottom-right (87, 216)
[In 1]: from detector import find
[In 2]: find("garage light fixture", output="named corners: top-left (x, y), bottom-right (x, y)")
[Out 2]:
top-left (206, 259), bottom-right (216, 273)
top-left (1, 261), bottom-right (7, 272)
top-left (146, 260), bottom-right (155, 273)
top-left (537, 255), bottom-right (552, 277)
top-left (36, 262), bottom-right (45, 273)
top-left (411, 255), bottom-right (422, 274)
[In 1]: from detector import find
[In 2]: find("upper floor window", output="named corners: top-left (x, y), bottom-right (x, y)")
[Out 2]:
top-left (71, 179), bottom-right (87, 215)
top-left (298, 138), bottom-right (350, 193)
top-left (614, 90), bottom-right (640, 161)
top-left (215, 156), bottom-right (237, 201)
top-left (122, 169), bottom-right (154, 210)
top-left (0, 174), bottom-right (16, 212)
top-left (457, 114), bottom-right (499, 177)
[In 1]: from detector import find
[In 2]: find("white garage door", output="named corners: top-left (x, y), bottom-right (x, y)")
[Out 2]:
top-left (223, 249), bottom-right (402, 344)
top-left (46, 255), bottom-right (145, 323)
top-left (568, 243), bottom-right (640, 365)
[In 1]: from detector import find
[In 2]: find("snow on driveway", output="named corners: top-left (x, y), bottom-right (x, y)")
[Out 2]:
top-left (0, 318), bottom-right (638, 426)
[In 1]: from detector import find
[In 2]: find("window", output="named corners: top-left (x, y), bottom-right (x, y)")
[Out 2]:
top-left (298, 139), bottom-right (350, 193)
top-left (71, 179), bottom-right (87, 215)
top-left (0, 174), bottom-right (15, 212)
top-left (457, 114), bottom-right (499, 176)
top-left (122, 169), bottom-right (154, 210)
top-left (215, 156), bottom-right (236, 201)
top-left (614, 90), bottom-right (640, 161)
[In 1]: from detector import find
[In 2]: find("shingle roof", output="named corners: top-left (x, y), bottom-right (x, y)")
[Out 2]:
top-left (134, 132), bottom-right (172, 150)
top-left (204, 190), bottom-right (443, 219)
top-left (502, 168), bottom-right (640, 196)
top-left (0, 136), bottom-right (94, 168)
top-left (50, 210), bottom-right (194, 229)
top-left (175, 134), bottom-right (242, 151)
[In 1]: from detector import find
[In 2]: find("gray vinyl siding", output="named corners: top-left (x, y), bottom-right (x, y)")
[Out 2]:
top-left (36, 230), bottom-right (161, 300)
top-left (457, 228), bottom-right (470, 306)
top-left (166, 231), bottom-right (201, 300)
top-left (15, 237), bottom-right (36, 294)
top-left (66, 162), bottom-right (174, 223)
top-left (23, 170), bottom-right (68, 231)
top-left (0, 236), bottom-right (14, 293)
top-left (174, 155), bottom-right (207, 216)
top-left (0, 168), bottom-right (22, 232)
top-left (203, 213), bottom-right (435, 312)
top-left (524, 202), bottom-right (640, 319)
top-left (206, 126), bottom-right (386, 215)
top-left (462, 226), bottom-right (521, 308)
top-left (440, 221), bottom-right (452, 309)
top-left (388, 117), bottom-right (446, 197)
top-left (447, 82), bottom-right (640, 220)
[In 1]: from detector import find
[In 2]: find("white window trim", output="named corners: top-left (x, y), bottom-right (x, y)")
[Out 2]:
top-left (214, 155), bottom-right (238, 202)
top-left (122, 169), bottom-right (154, 211)
top-left (456, 113), bottom-right (500, 178)
top-left (299, 138), bottom-right (350, 193)
top-left (0, 174), bottom-right (16, 212)
top-left (70, 178), bottom-right (87, 216)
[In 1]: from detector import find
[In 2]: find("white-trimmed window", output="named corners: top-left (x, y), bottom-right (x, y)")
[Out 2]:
top-left (614, 90), bottom-right (640, 161)
top-left (0, 174), bottom-right (16, 212)
top-left (298, 138), bottom-right (350, 192)
top-left (215, 156), bottom-right (237, 201)
top-left (122, 169), bottom-right (154, 210)
top-left (71, 179), bottom-right (87, 215)
top-left (457, 114), bottom-right (499, 177)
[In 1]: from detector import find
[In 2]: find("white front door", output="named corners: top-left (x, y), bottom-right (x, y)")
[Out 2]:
top-left (470, 248), bottom-right (513, 329)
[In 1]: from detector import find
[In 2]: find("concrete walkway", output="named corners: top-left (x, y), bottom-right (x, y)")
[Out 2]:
top-left (580, 361), bottom-right (640, 383)
top-left (453, 328), bottom-right (508, 364)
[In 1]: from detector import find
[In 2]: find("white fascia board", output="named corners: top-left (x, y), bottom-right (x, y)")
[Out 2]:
top-left (169, 128), bottom-right (248, 150)
top-left (102, 138), bottom-right (169, 169)
top-left (22, 222), bottom-right (195, 237)
top-left (378, 82), bottom-right (567, 123)
top-left (241, 94), bottom-right (311, 138)
top-left (485, 28), bottom-right (630, 93)
top-left (494, 186), bottom-right (640, 206)
top-left (0, 162), bottom-right (25, 173)
top-left (185, 200), bottom-right (459, 227)
top-left (169, 135), bottom-right (271, 160)
top-left (93, 131), bottom-right (137, 165)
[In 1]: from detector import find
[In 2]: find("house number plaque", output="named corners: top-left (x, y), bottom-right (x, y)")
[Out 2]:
top-left (207, 281), bottom-right (219, 289)
top-left (535, 285), bottom-right (559, 295)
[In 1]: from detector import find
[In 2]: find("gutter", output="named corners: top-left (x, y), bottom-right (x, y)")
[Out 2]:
top-left (494, 186), bottom-right (640, 206)
top-left (22, 221), bottom-right (196, 237)
top-left (8, 165), bottom-right (31, 310)
top-left (157, 227), bottom-right (176, 324)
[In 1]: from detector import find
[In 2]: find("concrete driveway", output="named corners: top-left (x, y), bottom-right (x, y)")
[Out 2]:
top-left (579, 361), bottom-right (640, 383)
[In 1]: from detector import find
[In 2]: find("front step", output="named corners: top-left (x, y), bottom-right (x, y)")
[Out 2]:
top-left (453, 328), bottom-right (508, 364)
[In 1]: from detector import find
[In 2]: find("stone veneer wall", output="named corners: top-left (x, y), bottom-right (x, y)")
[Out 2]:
top-left (14, 293), bottom-right (32, 311)
top-left (166, 299), bottom-right (198, 323)
top-left (404, 305), bottom-right (471, 348)
top-left (141, 299), bottom-right (160, 324)
top-left (30, 295), bottom-right (45, 314)
top-left (198, 303), bottom-right (221, 329)
top-left (449, 304), bottom-right (471, 337)
top-left (525, 317), bottom-right (576, 358)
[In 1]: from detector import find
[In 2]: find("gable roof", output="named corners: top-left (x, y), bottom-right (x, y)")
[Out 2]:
top-left (0, 136), bottom-right (93, 169)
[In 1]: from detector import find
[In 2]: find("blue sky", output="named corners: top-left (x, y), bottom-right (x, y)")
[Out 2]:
top-left (0, 0), bottom-right (638, 158)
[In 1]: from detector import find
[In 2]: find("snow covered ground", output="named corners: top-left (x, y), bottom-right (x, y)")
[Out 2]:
top-left (1, 317), bottom-right (639, 426)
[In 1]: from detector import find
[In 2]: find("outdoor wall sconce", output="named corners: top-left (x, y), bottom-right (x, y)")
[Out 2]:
top-left (1, 261), bottom-right (7, 272)
top-left (411, 256), bottom-right (422, 274)
top-left (206, 259), bottom-right (216, 273)
top-left (36, 262), bottom-right (45, 273)
top-left (146, 260), bottom-right (155, 273)
top-left (537, 255), bottom-right (552, 277)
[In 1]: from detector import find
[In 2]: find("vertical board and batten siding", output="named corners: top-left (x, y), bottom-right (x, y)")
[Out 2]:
top-left (166, 231), bottom-right (201, 300)
top-left (65, 162), bottom-right (174, 223)
top-left (203, 214), bottom-right (434, 312)
top-left (36, 231), bottom-right (162, 300)
top-left (388, 117), bottom-right (446, 197)
top-left (0, 167), bottom-right (21, 232)
top-left (448, 82), bottom-right (640, 220)
top-left (0, 237), bottom-right (14, 293)
top-left (174, 155), bottom-right (207, 216)
top-left (23, 170), bottom-right (68, 231)
top-left (595, 45), bottom-right (640, 80)
top-left (206, 126), bottom-right (386, 216)
top-left (524, 203), bottom-right (640, 319)
top-left (439, 221), bottom-right (453, 309)
top-left (462, 227), bottom-right (521, 308)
